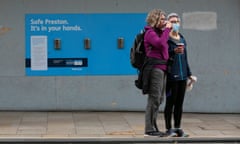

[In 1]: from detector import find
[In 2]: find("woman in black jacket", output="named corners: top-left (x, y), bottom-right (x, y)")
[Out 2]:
top-left (164, 13), bottom-right (193, 137)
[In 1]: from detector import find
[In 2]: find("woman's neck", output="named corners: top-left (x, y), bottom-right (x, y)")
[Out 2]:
top-left (170, 31), bottom-right (180, 40)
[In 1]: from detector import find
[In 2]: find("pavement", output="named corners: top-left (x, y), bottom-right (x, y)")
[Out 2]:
top-left (0, 111), bottom-right (240, 143)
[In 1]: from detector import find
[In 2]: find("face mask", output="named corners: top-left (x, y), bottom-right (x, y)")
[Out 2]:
top-left (172, 23), bottom-right (180, 32)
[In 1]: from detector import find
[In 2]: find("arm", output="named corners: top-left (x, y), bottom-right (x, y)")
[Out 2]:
top-left (145, 28), bottom-right (171, 50)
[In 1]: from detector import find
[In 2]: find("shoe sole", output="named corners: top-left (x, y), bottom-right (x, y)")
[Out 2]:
top-left (144, 134), bottom-right (165, 137)
top-left (144, 134), bottom-right (159, 137)
top-left (167, 134), bottom-right (178, 137)
top-left (180, 134), bottom-right (189, 137)
top-left (166, 132), bottom-right (178, 137)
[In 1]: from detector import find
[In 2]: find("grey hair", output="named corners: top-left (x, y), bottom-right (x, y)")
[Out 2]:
top-left (167, 12), bottom-right (181, 21)
top-left (146, 9), bottom-right (166, 27)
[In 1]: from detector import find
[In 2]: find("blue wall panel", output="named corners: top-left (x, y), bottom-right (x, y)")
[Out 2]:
top-left (25, 13), bottom-right (147, 76)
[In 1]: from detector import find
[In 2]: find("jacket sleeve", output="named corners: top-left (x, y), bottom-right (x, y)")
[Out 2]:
top-left (145, 28), bottom-right (171, 50)
top-left (168, 41), bottom-right (176, 57)
top-left (184, 42), bottom-right (192, 77)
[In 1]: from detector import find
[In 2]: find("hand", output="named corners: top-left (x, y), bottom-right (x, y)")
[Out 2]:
top-left (189, 76), bottom-right (193, 80)
top-left (187, 75), bottom-right (197, 86)
top-left (174, 46), bottom-right (184, 54)
top-left (165, 21), bottom-right (172, 29)
top-left (189, 76), bottom-right (197, 82)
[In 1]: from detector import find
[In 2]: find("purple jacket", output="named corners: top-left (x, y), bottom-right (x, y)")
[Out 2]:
top-left (144, 26), bottom-right (171, 71)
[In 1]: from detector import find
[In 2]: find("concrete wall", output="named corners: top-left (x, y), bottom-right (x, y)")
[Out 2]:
top-left (0, 0), bottom-right (239, 112)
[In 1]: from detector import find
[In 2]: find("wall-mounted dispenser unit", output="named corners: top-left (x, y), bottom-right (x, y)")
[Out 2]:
top-left (117, 37), bottom-right (124, 49)
top-left (54, 38), bottom-right (61, 50)
top-left (84, 38), bottom-right (91, 49)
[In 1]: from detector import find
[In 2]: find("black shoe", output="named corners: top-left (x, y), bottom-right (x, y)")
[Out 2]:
top-left (166, 129), bottom-right (177, 137)
top-left (144, 131), bottom-right (166, 137)
top-left (175, 128), bottom-right (189, 137)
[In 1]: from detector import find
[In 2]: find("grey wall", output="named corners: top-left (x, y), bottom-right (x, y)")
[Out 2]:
top-left (0, 0), bottom-right (239, 112)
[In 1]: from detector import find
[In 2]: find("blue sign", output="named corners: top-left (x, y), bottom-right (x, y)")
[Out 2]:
top-left (25, 13), bottom-right (146, 76)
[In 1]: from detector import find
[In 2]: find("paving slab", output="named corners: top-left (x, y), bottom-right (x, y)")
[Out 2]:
top-left (0, 111), bottom-right (239, 143)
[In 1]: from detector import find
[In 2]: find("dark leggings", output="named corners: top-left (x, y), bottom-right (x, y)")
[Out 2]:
top-left (164, 80), bottom-right (187, 130)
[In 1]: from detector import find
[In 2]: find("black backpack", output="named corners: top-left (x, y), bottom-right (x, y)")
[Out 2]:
top-left (130, 30), bottom-right (146, 70)
top-left (130, 29), bottom-right (169, 93)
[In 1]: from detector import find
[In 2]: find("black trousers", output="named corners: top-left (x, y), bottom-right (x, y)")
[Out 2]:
top-left (164, 80), bottom-right (187, 130)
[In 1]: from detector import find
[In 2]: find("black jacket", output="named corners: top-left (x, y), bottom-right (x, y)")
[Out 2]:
top-left (167, 34), bottom-right (192, 81)
top-left (135, 57), bottom-right (167, 94)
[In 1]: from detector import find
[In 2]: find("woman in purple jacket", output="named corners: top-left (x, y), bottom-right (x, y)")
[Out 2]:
top-left (143, 9), bottom-right (172, 137)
